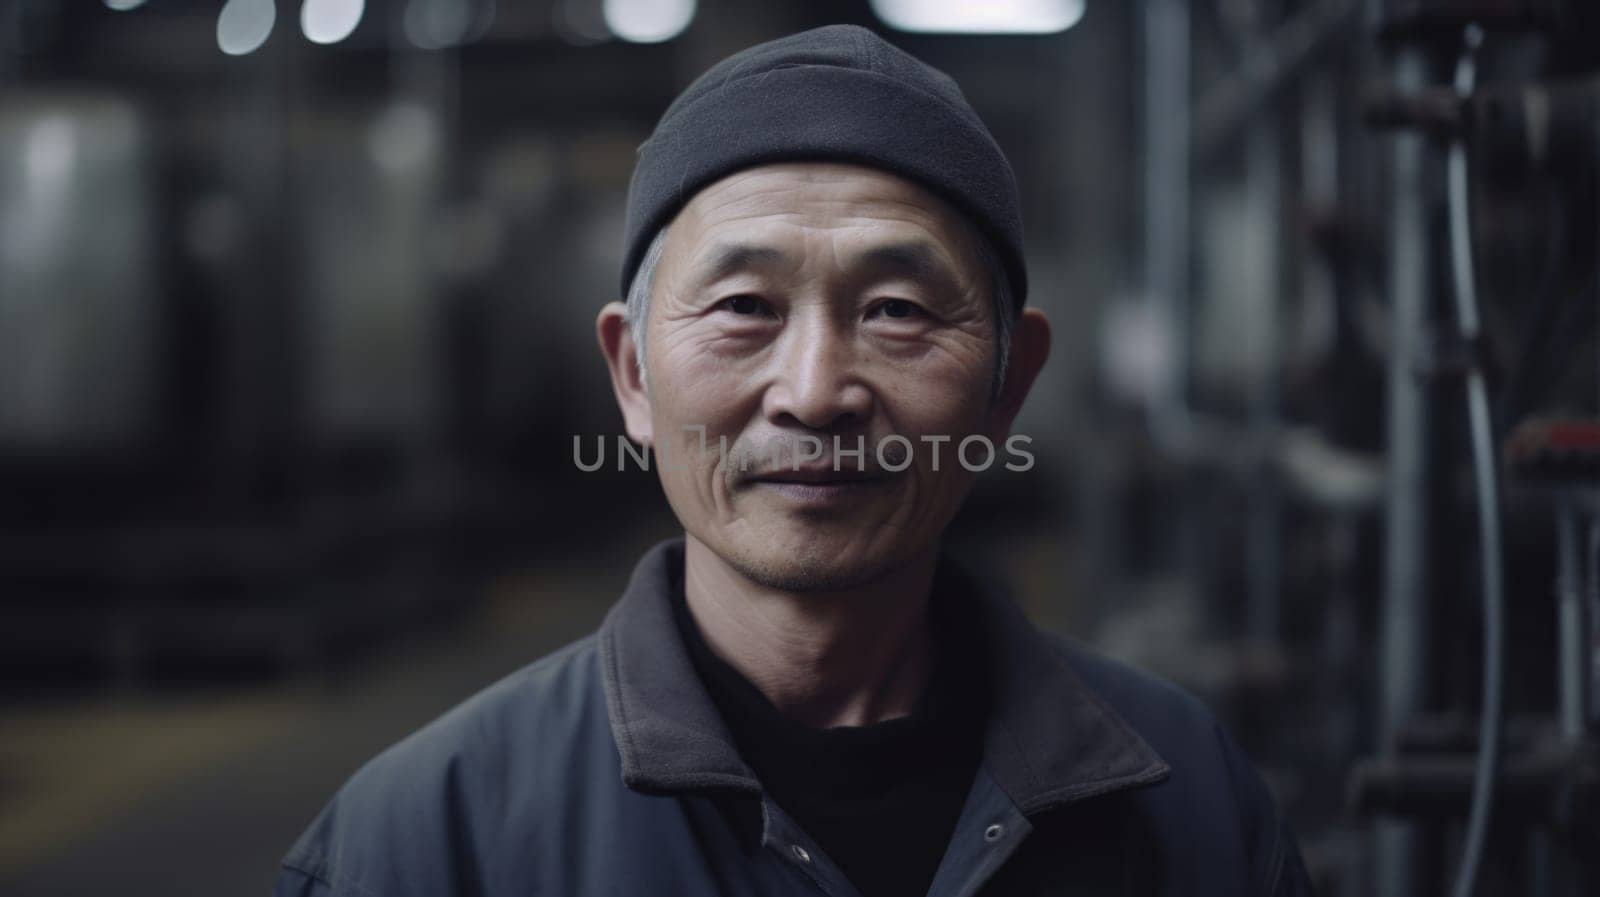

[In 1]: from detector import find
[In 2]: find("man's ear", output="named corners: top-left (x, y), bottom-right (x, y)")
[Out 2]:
top-left (987, 307), bottom-right (1051, 438)
top-left (597, 302), bottom-right (654, 446)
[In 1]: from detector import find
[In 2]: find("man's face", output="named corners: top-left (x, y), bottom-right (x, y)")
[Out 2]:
top-left (612, 162), bottom-right (1017, 591)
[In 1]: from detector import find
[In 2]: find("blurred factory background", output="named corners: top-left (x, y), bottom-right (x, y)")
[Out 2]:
top-left (0, 0), bottom-right (1597, 895)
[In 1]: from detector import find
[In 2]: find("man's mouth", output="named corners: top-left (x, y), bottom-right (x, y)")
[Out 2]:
top-left (745, 465), bottom-right (887, 486)
top-left (740, 464), bottom-right (893, 505)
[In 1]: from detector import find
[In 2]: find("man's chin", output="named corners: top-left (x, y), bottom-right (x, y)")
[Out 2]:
top-left (718, 535), bottom-right (902, 593)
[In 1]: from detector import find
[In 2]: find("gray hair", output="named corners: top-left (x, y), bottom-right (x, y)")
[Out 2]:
top-left (624, 225), bottom-right (1015, 399)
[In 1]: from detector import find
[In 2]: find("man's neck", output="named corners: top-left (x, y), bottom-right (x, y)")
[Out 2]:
top-left (681, 534), bottom-right (939, 730)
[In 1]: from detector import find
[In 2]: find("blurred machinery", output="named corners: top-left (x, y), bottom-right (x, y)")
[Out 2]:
top-left (1353, 3), bottom-right (1600, 895)
top-left (1091, 1), bottom-right (1599, 895)
top-left (0, 2), bottom-right (657, 681)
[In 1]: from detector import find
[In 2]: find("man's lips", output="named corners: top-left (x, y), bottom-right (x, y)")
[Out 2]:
top-left (741, 470), bottom-right (892, 507)
top-left (741, 466), bottom-right (890, 486)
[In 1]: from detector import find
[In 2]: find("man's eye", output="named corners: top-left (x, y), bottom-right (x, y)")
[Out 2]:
top-left (872, 299), bottom-right (922, 320)
top-left (717, 295), bottom-right (766, 315)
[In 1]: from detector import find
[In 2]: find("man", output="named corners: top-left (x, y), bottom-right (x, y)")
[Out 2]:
top-left (275, 24), bottom-right (1313, 897)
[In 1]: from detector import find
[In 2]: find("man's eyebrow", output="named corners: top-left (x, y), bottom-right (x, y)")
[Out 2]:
top-left (694, 243), bottom-right (788, 286)
top-left (853, 240), bottom-right (962, 288)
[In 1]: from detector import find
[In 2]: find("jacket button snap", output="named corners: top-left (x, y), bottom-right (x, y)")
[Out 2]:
top-left (791, 844), bottom-right (812, 863)
top-left (983, 823), bottom-right (1005, 842)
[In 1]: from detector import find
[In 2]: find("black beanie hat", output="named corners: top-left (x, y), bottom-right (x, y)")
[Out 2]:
top-left (619, 23), bottom-right (1027, 308)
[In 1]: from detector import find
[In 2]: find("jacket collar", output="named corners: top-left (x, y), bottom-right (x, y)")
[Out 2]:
top-left (597, 538), bottom-right (1170, 815)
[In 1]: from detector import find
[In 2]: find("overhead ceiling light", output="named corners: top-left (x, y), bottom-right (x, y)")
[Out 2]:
top-left (871, 0), bottom-right (1085, 34)
top-left (602, 0), bottom-right (693, 43)
top-left (103, 0), bottom-right (148, 10)
top-left (217, 0), bottom-right (277, 56)
top-left (301, 0), bottom-right (365, 45)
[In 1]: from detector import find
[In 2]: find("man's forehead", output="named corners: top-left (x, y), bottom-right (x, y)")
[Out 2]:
top-left (664, 162), bottom-right (984, 281)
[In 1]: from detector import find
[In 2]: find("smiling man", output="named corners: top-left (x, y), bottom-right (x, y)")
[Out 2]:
top-left (276, 24), bottom-right (1312, 897)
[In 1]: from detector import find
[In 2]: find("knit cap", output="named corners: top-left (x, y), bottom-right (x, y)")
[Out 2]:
top-left (619, 23), bottom-right (1026, 307)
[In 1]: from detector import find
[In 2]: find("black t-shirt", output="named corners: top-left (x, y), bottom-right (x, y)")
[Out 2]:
top-left (669, 568), bottom-right (989, 897)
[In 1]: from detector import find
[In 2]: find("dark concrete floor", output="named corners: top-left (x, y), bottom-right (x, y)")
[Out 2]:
top-left (0, 529), bottom-right (669, 897)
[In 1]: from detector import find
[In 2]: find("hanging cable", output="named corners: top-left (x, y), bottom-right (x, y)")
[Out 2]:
top-left (1445, 23), bottom-right (1505, 897)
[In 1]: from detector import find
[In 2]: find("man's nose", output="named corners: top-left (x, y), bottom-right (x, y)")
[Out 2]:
top-left (763, 315), bottom-right (874, 431)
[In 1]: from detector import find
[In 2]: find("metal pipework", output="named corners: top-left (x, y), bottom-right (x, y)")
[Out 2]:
top-left (1375, 44), bottom-right (1434, 897)
top-left (1443, 25), bottom-right (1507, 897)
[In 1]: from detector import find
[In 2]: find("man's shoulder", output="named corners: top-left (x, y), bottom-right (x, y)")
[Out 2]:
top-left (1038, 631), bottom-right (1257, 815)
top-left (279, 633), bottom-right (610, 895)
top-left (1042, 630), bottom-right (1221, 743)
top-left (362, 631), bottom-right (604, 775)
top-left (1038, 631), bottom-right (1312, 896)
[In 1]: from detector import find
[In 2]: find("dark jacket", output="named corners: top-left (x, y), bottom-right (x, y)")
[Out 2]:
top-left (274, 539), bottom-right (1313, 897)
